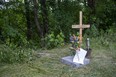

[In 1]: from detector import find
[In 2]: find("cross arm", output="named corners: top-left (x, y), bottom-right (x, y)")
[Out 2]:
top-left (72, 25), bottom-right (90, 29)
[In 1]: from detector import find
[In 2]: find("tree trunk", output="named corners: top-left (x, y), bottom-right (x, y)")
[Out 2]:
top-left (58, 0), bottom-right (61, 9)
top-left (87, 0), bottom-right (95, 14)
top-left (84, 0), bottom-right (87, 7)
top-left (24, 0), bottom-right (32, 40)
top-left (0, 27), bottom-right (4, 42)
top-left (40, 0), bottom-right (49, 37)
top-left (33, 0), bottom-right (43, 38)
top-left (87, 0), bottom-right (96, 27)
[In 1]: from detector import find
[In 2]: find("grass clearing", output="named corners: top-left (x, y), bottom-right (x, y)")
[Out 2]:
top-left (0, 44), bottom-right (116, 77)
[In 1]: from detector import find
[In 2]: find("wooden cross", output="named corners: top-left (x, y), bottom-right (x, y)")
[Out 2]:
top-left (72, 11), bottom-right (90, 47)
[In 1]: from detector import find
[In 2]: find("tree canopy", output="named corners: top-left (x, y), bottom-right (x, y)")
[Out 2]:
top-left (0, 0), bottom-right (116, 48)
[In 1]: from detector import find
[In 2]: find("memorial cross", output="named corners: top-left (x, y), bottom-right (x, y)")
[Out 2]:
top-left (72, 11), bottom-right (90, 48)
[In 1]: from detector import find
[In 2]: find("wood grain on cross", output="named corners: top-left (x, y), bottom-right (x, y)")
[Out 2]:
top-left (72, 11), bottom-right (90, 47)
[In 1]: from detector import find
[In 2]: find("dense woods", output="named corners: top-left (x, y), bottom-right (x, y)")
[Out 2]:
top-left (0, 0), bottom-right (116, 46)
top-left (0, 0), bottom-right (116, 63)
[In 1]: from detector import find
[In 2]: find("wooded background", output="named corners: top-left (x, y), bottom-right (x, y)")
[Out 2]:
top-left (0, 0), bottom-right (116, 48)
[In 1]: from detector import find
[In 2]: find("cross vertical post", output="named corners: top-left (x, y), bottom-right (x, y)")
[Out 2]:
top-left (79, 11), bottom-right (82, 45)
top-left (72, 11), bottom-right (90, 48)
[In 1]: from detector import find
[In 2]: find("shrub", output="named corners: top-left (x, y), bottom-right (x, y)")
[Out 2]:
top-left (0, 44), bottom-right (33, 63)
top-left (85, 24), bottom-right (99, 38)
top-left (44, 32), bottom-right (65, 49)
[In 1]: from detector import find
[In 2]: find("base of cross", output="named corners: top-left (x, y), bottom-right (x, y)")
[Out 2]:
top-left (61, 56), bottom-right (90, 68)
top-left (61, 48), bottom-right (90, 68)
top-left (69, 47), bottom-right (92, 59)
top-left (69, 47), bottom-right (80, 51)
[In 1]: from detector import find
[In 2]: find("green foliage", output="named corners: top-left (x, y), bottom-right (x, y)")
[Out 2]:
top-left (0, 0), bottom-right (115, 65)
top-left (0, 39), bottom-right (116, 77)
top-left (0, 44), bottom-right (33, 63)
top-left (84, 27), bottom-right (116, 49)
top-left (0, 1), bottom-right (27, 47)
top-left (85, 24), bottom-right (99, 37)
top-left (100, 28), bottom-right (116, 46)
top-left (44, 32), bottom-right (65, 49)
top-left (95, 0), bottom-right (116, 30)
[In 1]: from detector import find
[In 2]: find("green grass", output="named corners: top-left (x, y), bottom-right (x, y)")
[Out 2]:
top-left (0, 43), bottom-right (116, 77)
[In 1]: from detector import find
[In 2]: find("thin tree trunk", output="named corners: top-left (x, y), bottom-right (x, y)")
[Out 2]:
top-left (24, 0), bottom-right (32, 40)
top-left (58, 0), bottom-right (61, 10)
top-left (87, 0), bottom-right (95, 14)
top-left (0, 27), bottom-right (4, 42)
top-left (87, 0), bottom-right (96, 26)
top-left (33, 0), bottom-right (43, 38)
top-left (84, 0), bottom-right (87, 7)
top-left (40, 0), bottom-right (49, 37)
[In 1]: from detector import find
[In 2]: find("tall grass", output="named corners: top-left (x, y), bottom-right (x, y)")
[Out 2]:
top-left (0, 29), bottom-right (116, 77)
top-left (0, 44), bottom-right (34, 63)
top-left (0, 27), bottom-right (116, 64)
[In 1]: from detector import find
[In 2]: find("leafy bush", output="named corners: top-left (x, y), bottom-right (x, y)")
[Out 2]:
top-left (0, 44), bottom-right (33, 63)
top-left (44, 32), bottom-right (65, 49)
top-left (85, 24), bottom-right (99, 38)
